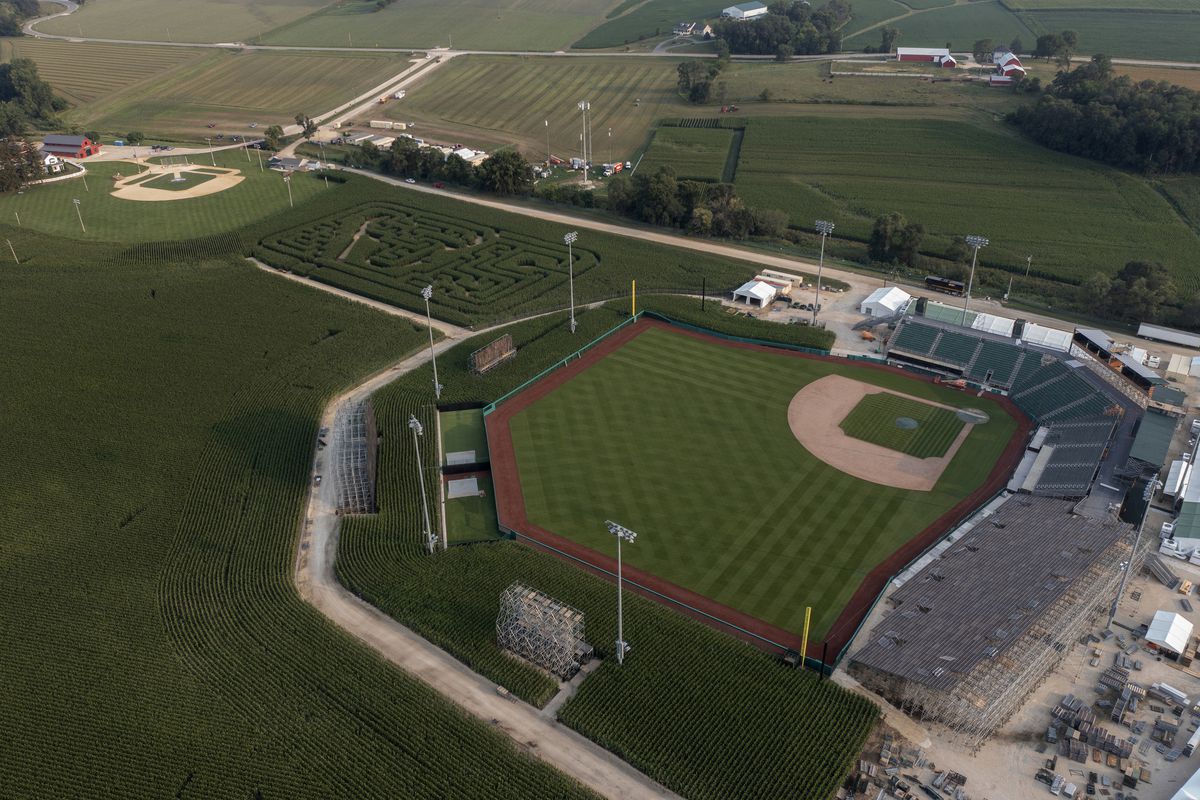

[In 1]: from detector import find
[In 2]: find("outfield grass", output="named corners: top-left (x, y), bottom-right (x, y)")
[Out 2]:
top-left (445, 475), bottom-right (501, 542)
top-left (0, 38), bottom-right (208, 110)
top-left (638, 126), bottom-right (734, 181)
top-left (441, 409), bottom-right (489, 463)
top-left (0, 150), bottom-right (325, 241)
top-left (36, 0), bottom-right (329, 42)
top-left (79, 50), bottom-right (412, 137)
top-left (840, 392), bottom-right (964, 458)
top-left (0, 248), bottom-right (595, 798)
top-left (261, 0), bottom-right (609, 50)
top-left (731, 116), bottom-right (1200, 290)
top-left (507, 325), bottom-right (1016, 639)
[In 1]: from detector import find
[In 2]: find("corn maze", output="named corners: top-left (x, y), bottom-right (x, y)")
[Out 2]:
top-left (257, 201), bottom-right (600, 325)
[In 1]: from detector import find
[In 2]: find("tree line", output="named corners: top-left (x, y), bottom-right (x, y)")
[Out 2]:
top-left (0, 59), bottom-right (65, 138)
top-left (0, 0), bottom-right (41, 36)
top-left (1009, 54), bottom-right (1200, 173)
top-left (712, 0), bottom-right (848, 58)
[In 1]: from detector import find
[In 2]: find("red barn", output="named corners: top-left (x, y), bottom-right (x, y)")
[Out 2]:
top-left (896, 47), bottom-right (956, 67)
top-left (41, 134), bottom-right (101, 159)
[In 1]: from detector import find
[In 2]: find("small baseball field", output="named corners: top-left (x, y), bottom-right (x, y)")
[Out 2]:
top-left (494, 321), bottom-right (1021, 647)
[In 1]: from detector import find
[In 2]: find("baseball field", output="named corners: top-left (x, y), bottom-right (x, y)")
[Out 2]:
top-left (489, 319), bottom-right (1024, 650)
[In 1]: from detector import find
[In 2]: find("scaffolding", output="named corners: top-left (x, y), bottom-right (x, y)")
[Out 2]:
top-left (851, 497), bottom-right (1149, 750)
top-left (496, 583), bottom-right (592, 680)
top-left (333, 398), bottom-right (378, 515)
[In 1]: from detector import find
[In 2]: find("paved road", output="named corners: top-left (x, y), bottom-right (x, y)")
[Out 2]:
top-left (279, 275), bottom-right (680, 800)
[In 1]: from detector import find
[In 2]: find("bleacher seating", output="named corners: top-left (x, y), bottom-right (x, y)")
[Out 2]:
top-left (889, 321), bottom-right (942, 357)
top-left (965, 340), bottom-right (1024, 387)
top-left (931, 331), bottom-right (981, 366)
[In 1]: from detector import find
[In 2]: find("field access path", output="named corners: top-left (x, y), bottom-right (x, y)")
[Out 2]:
top-left (270, 265), bottom-right (677, 800)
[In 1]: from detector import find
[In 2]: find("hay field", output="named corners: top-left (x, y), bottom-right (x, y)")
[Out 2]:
top-left (637, 126), bottom-right (735, 181)
top-left (261, 0), bottom-right (610, 51)
top-left (36, 0), bottom-right (330, 42)
top-left (732, 116), bottom-right (1200, 290)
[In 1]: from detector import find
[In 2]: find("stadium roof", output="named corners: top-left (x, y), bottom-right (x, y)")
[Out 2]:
top-left (1076, 328), bottom-right (1116, 353)
top-left (852, 497), bottom-right (1130, 691)
top-left (1117, 353), bottom-right (1167, 385)
top-left (1129, 412), bottom-right (1176, 468)
top-left (1147, 610), bottom-right (1193, 654)
top-left (1155, 386), bottom-right (1188, 407)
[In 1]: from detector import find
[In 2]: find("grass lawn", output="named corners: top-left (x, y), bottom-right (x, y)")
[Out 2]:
top-left (0, 150), bottom-right (326, 242)
top-left (638, 126), bottom-right (735, 181)
top-left (507, 325), bottom-right (1016, 640)
top-left (36, 0), bottom-right (329, 42)
top-left (441, 408), bottom-right (489, 464)
top-left (444, 474), bottom-right (501, 542)
top-left (261, 0), bottom-right (609, 51)
top-left (731, 116), bottom-right (1200, 290)
top-left (840, 392), bottom-right (964, 458)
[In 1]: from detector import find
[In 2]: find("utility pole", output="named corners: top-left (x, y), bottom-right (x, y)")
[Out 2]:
top-left (813, 220), bottom-right (834, 326)
top-left (283, 174), bottom-right (293, 208)
top-left (6, 239), bottom-right (17, 264)
top-left (409, 415), bottom-right (437, 554)
top-left (577, 100), bottom-right (590, 183)
top-left (606, 520), bottom-right (637, 665)
top-left (544, 119), bottom-right (550, 166)
top-left (563, 231), bottom-right (578, 333)
top-left (961, 234), bottom-right (989, 326)
top-left (421, 285), bottom-right (443, 399)
top-left (1025, 254), bottom-right (1033, 277)
top-left (72, 198), bottom-right (85, 232)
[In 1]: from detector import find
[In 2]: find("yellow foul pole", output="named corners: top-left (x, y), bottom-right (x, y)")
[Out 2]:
top-left (631, 279), bottom-right (636, 316)
top-left (800, 606), bottom-right (811, 667)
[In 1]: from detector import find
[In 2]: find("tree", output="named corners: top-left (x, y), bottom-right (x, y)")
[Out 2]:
top-left (972, 39), bottom-right (994, 63)
top-left (125, 131), bottom-right (145, 144)
top-left (1010, 36), bottom-right (1024, 54)
top-left (1078, 272), bottom-right (1112, 309)
top-left (1108, 261), bottom-right (1173, 321)
top-left (476, 150), bottom-right (533, 195)
top-left (775, 43), bottom-right (794, 62)
top-left (263, 125), bottom-right (284, 150)
top-left (879, 26), bottom-right (899, 54)
top-left (294, 113), bottom-right (318, 140)
top-left (869, 212), bottom-right (924, 266)
top-left (687, 206), bottom-right (713, 236)
top-left (0, 137), bottom-right (42, 193)
top-left (1033, 33), bottom-right (1064, 59)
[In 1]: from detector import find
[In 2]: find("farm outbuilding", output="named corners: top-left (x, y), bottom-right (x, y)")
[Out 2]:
top-left (860, 286), bottom-right (911, 317)
top-left (1147, 610), bottom-right (1193, 656)
top-left (895, 47), bottom-right (956, 67)
top-left (732, 279), bottom-right (776, 307)
top-left (721, 1), bottom-right (767, 19)
top-left (41, 134), bottom-right (100, 159)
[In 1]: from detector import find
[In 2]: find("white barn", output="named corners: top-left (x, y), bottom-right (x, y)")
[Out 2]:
top-left (732, 279), bottom-right (776, 307)
top-left (722, 1), bottom-right (767, 19)
top-left (860, 286), bottom-right (910, 317)
top-left (1147, 609), bottom-right (1193, 656)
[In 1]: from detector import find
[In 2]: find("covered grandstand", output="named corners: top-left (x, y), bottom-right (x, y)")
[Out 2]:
top-left (850, 496), bottom-right (1138, 749)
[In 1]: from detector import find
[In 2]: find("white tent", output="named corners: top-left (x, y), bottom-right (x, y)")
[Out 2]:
top-left (1170, 766), bottom-right (1200, 800)
top-left (732, 280), bottom-right (776, 307)
top-left (1020, 323), bottom-right (1072, 352)
top-left (1147, 609), bottom-right (1193, 655)
top-left (1168, 353), bottom-right (1191, 377)
top-left (1190, 356), bottom-right (1200, 378)
top-left (970, 312), bottom-right (1015, 338)
top-left (860, 286), bottom-right (910, 317)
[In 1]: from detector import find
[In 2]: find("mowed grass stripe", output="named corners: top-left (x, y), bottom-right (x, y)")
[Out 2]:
top-left (510, 327), bottom-right (1016, 640)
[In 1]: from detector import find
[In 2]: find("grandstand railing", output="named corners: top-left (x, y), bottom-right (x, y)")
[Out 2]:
top-left (1068, 344), bottom-right (1149, 409)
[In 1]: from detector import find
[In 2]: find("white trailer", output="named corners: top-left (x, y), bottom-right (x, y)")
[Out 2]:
top-left (1139, 322), bottom-right (1200, 349)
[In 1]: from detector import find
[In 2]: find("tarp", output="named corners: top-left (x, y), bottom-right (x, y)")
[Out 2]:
top-left (1147, 609), bottom-right (1193, 654)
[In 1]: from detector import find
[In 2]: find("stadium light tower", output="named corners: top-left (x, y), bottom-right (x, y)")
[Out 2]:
top-left (409, 415), bottom-right (437, 554)
top-left (421, 285), bottom-right (443, 399)
top-left (960, 234), bottom-right (988, 325)
top-left (577, 100), bottom-right (590, 183)
top-left (605, 520), bottom-right (637, 665)
top-left (813, 220), bottom-right (835, 326)
top-left (563, 231), bottom-right (578, 333)
top-left (72, 198), bottom-right (85, 232)
top-left (283, 174), bottom-right (293, 208)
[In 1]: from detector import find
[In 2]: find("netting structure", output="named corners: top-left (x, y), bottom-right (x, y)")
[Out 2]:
top-left (496, 583), bottom-right (592, 680)
top-left (334, 398), bottom-right (378, 515)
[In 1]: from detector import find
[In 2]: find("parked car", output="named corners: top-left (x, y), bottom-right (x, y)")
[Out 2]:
top-left (404, 178), bottom-right (416, 184)
top-left (433, 182), bottom-right (444, 188)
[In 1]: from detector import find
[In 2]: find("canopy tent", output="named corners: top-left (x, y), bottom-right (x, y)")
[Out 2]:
top-left (860, 286), bottom-right (911, 317)
top-left (1147, 610), bottom-right (1193, 655)
top-left (732, 280), bottom-right (776, 307)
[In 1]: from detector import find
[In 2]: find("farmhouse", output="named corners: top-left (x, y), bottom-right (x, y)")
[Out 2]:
top-left (42, 153), bottom-right (63, 174)
top-left (895, 47), bottom-right (956, 67)
top-left (41, 134), bottom-right (101, 159)
top-left (732, 279), bottom-right (776, 307)
top-left (860, 286), bottom-right (911, 318)
top-left (722, 1), bottom-right (768, 20)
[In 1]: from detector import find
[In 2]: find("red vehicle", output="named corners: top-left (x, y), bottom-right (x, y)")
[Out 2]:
top-left (433, 182), bottom-right (444, 188)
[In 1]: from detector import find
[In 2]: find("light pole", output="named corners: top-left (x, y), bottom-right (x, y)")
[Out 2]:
top-left (72, 198), bottom-right (84, 232)
top-left (421, 285), bottom-right (443, 399)
top-left (81, 171), bottom-right (88, 192)
top-left (283, 174), bottom-right (293, 208)
top-left (607, 127), bottom-right (612, 165)
top-left (577, 100), bottom-right (590, 183)
top-left (1025, 254), bottom-right (1033, 277)
top-left (205, 137), bottom-right (216, 166)
top-left (813, 219), bottom-right (834, 326)
top-left (545, 118), bottom-right (550, 166)
top-left (563, 231), bottom-right (578, 333)
top-left (409, 415), bottom-right (437, 554)
top-left (960, 234), bottom-right (988, 325)
top-left (605, 520), bottom-right (637, 665)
